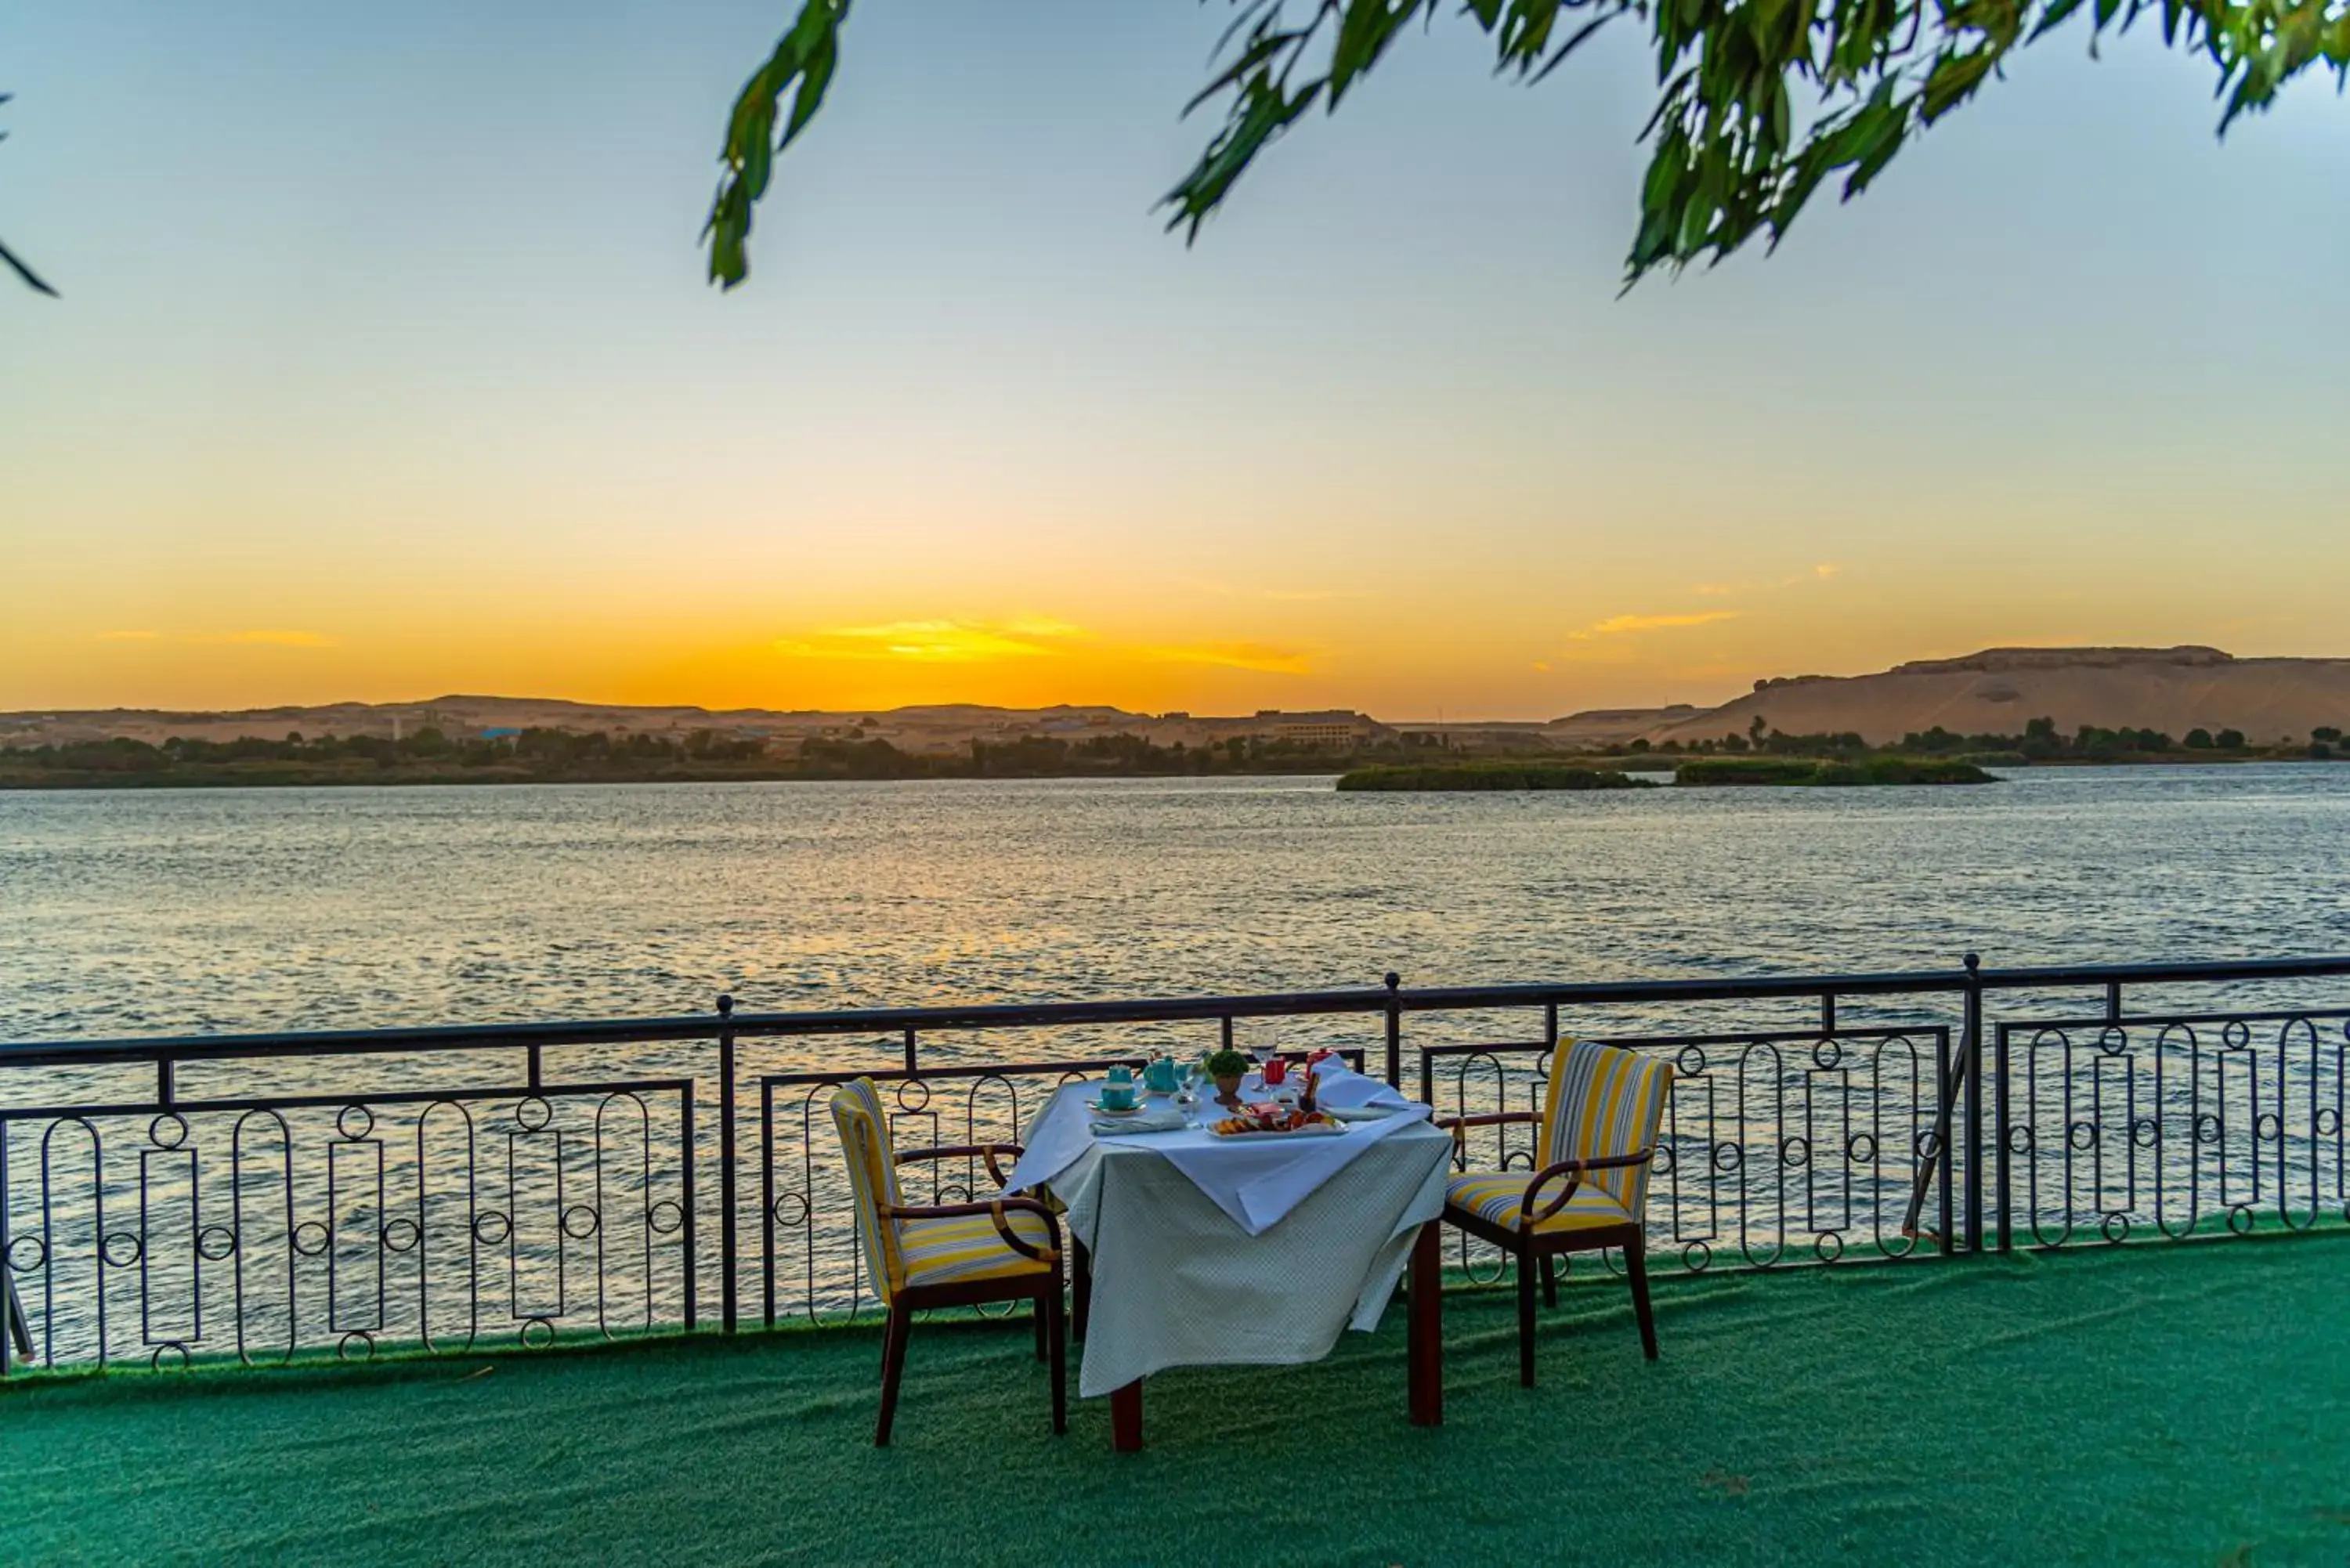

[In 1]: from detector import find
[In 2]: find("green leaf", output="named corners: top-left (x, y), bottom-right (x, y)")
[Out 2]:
top-left (2028, 0), bottom-right (2092, 43)
top-left (703, 0), bottom-right (854, 290)
top-left (1921, 47), bottom-right (1998, 120)
top-left (0, 235), bottom-right (58, 297)
top-left (1332, 1), bottom-right (1430, 105)
top-left (1161, 74), bottom-right (1327, 240)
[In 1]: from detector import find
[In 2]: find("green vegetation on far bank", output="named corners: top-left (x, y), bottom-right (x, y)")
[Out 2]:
top-left (5, 710), bottom-right (2342, 792)
top-left (1619, 714), bottom-right (2341, 765)
top-left (0, 727), bottom-right (1463, 791)
top-left (1674, 755), bottom-right (1998, 787)
top-left (1335, 762), bottom-right (1656, 793)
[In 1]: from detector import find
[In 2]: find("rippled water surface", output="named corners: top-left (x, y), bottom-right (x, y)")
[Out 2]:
top-left (6, 766), bottom-right (2348, 1042)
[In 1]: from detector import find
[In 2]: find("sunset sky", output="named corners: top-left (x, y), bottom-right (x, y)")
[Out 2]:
top-left (4, 2), bottom-right (2345, 720)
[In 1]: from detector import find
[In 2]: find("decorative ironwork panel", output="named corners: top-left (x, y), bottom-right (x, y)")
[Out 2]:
top-left (0, 1081), bottom-right (694, 1373)
top-left (2001, 1011), bottom-right (2350, 1246)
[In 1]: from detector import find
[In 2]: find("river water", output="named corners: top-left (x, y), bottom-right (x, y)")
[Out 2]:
top-left (5, 764), bottom-right (2348, 1044)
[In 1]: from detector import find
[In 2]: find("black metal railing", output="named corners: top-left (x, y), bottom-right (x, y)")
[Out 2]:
top-left (5, 952), bottom-right (2349, 1374)
top-left (1996, 1009), bottom-right (2350, 1249)
top-left (1423, 1021), bottom-right (1954, 1277)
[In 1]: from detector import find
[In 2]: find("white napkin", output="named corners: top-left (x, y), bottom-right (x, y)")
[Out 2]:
top-left (1090, 1107), bottom-right (1188, 1136)
top-left (1307, 1058), bottom-right (1411, 1111)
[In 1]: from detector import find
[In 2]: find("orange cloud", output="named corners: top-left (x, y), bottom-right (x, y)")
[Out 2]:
top-left (1569, 611), bottom-right (1741, 640)
top-left (1138, 641), bottom-right (1314, 675)
top-left (773, 619), bottom-right (1079, 663)
top-left (770, 618), bottom-right (1312, 677)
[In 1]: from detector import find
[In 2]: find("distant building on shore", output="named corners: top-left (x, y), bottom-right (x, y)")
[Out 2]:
top-left (1257, 711), bottom-right (1388, 748)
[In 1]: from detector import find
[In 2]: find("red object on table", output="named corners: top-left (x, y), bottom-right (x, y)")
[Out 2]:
top-left (1302, 1049), bottom-right (1332, 1112)
top-left (1261, 1057), bottom-right (1288, 1086)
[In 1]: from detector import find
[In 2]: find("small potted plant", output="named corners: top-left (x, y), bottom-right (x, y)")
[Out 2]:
top-left (1206, 1047), bottom-right (1251, 1107)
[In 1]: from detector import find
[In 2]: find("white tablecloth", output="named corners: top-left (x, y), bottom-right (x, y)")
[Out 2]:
top-left (1007, 1063), bottom-right (1419, 1236)
top-left (1010, 1082), bottom-right (1452, 1398)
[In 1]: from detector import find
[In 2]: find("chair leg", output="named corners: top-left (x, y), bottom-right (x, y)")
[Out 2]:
top-left (1072, 1238), bottom-right (1090, 1344)
top-left (875, 1299), bottom-right (912, 1447)
top-left (1047, 1285), bottom-right (1068, 1436)
top-left (1540, 1253), bottom-right (1559, 1309)
top-left (1625, 1241), bottom-right (1659, 1361)
top-left (1517, 1247), bottom-right (1538, 1388)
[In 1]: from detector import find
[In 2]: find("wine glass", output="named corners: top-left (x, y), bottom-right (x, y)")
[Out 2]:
top-left (1173, 1060), bottom-right (1205, 1125)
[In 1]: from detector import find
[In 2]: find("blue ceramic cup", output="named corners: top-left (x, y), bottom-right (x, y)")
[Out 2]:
top-left (1101, 1066), bottom-right (1136, 1111)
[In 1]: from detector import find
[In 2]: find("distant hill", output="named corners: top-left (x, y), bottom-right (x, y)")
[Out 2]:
top-left (1643, 648), bottom-right (2350, 748)
top-left (1545, 705), bottom-right (1704, 748)
top-left (10, 647), bottom-right (2350, 758)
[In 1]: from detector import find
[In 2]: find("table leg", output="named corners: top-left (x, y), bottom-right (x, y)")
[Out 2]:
top-left (1110, 1378), bottom-right (1144, 1452)
top-left (1408, 1219), bottom-right (1442, 1427)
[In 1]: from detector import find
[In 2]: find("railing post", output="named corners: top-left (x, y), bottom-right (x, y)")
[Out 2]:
top-left (1962, 953), bottom-right (1984, 1254)
top-left (1994, 1020), bottom-right (2012, 1254)
top-left (760, 1080), bottom-right (776, 1330)
top-left (1937, 1028), bottom-right (1955, 1255)
top-left (2105, 981), bottom-right (2122, 1021)
top-left (1820, 992), bottom-right (1836, 1036)
top-left (1383, 973), bottom-right (1402, 1091)
top-left (680, 1087), bottom-right (699, 1333)
top-left (902, 1028), bottom-right (916, 1075)
top-left (2, 1275), bottom-right (23, 1371)
top-left (1, 1129), bottom-right (26, 1371)
top-left (718, 994), bottom-right (738, 1335)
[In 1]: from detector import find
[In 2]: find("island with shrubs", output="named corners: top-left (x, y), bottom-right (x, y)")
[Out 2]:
top-left (1671, 756), bottom-right (1998, 786)
top-left (1335, 755), bottom-right (1997, 791)
top-left (1334, 762), bottom-right (1656, 792)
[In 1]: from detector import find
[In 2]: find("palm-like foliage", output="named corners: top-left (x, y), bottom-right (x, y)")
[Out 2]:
top-left (706, 0), bottom-right (2346, 291)
top-left (2, 92), bottom-right (56, 297)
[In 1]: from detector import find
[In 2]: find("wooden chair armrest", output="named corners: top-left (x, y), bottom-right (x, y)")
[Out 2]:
top-left (883, 1195), bottom-right (1062, 1266)
top-left (1434, 1109), bottom-right (1541, 1142)
top-left (895, 1141), bottom-right (1027, 1189)
top-left (1518, 1147), bottom-right (1654, 1230)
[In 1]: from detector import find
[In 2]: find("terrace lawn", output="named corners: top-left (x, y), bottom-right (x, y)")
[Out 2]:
top-left (5, 1235), bottom-right (2348, 1565)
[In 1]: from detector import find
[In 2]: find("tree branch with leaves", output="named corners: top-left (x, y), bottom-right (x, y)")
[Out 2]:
top-left (703, 0), bottom-right (2345, 291)
top-left (2, 91), bottom-right (57, 296)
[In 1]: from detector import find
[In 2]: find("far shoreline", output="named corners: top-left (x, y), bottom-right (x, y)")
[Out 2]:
top-left (2, 753), bottom-right (2342, 793)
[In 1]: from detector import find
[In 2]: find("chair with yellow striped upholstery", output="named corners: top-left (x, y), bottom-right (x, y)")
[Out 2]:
top-left (1438, 1040), bottom-right (1673, 1386)
top-left (830, 1078), bottom-right (1067, 1446)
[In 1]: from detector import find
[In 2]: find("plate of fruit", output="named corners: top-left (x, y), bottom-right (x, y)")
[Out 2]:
top-left (1210, 1107), bottom-right (1346, 1139)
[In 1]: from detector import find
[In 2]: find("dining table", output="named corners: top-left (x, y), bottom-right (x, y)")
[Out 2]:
top-left (1004, 1064), bottom-right (1453, 1451)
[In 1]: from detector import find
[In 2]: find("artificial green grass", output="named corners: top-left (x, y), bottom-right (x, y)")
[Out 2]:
top-left (5, 1237), bottom-right (2348, 1566)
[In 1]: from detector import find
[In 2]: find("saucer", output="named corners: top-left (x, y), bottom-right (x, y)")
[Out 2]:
top-left (1087, 1099), bottom-right (1144, 1117)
